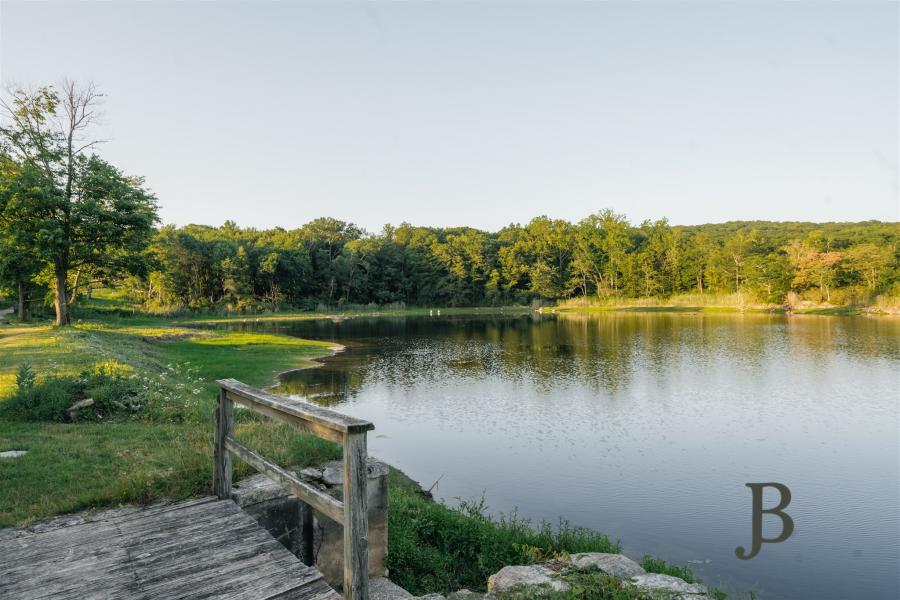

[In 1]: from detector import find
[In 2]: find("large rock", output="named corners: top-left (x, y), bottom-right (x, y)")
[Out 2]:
top-left (569, 553), bottom-right (645, 578)
top-left (630, 573), bottom-right (709, 597)
top-left (487, 565), bottom-right (569, 594)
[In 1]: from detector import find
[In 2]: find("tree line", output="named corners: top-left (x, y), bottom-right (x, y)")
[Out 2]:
top-left (117, 216), bottom-right (897, 312)
top-left (1, 83), bottom-right (898, 323)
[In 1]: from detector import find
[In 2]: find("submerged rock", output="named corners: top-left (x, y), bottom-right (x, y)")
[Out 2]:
top-left (568, 552), bottom-right (645, 578)
top-left (487, 565), bottom-right (569, 594)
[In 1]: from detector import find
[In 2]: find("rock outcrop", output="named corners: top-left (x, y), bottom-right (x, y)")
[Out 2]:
top-left (569, 552), bottom-right (645, 578)
top-left (487, 565), bottom-right (570, 594)
top-left (630, 573), bottom-right (710, 598)
top-left (478, 553), bottom-right (715, 599)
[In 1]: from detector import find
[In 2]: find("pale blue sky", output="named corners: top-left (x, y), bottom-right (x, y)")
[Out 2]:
top-left (2, 1), bottom-right (898, 231)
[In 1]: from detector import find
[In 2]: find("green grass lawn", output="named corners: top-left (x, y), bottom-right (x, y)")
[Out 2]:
top-left (0, 315), bottom-right (343, 526)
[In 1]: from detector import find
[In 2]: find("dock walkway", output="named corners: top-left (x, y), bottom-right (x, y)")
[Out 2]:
top-left (0, 496), bottom-right (341, 600)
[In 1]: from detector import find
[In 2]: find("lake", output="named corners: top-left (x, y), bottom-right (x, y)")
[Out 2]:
top-left (227, 312), bottom-right (899, 599)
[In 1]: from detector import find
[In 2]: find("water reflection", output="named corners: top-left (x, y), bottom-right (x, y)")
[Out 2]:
top-left (269, 313), bottom-right (899, 404)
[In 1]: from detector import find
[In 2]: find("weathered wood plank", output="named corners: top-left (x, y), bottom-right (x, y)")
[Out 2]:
top-left (224, 435), bottom-right (345, 524)
top-left (0, 498), bottom-right (341, 600)
top-left (218, 378), bottom-right (373, 436)
top-left (342, 431), bottom-right (370, 600)
top-left (225, 390), bottom-right (345, 444)
top-left (215, 388), bottom-right (234, 499)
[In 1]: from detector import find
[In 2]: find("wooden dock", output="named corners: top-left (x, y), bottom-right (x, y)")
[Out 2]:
top-left (0, 496), bottom-right (342, 600)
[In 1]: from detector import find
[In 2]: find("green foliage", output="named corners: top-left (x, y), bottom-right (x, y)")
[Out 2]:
top-left (15, 362), bottom-right (35, 391)
top-left (386, 487), bottom-right (620, 595)
top-left (639, 555), bottom-right (697, 583)
top-left (112, 216), bottom-right (899, 314)
top-left (0, 83), bottom-right (158, 325)
top-left (2, 365), bottom-right (147, 422)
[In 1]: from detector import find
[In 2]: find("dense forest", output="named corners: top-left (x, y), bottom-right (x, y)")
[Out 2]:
top-left (126, 216), bottom-right (900, 311)
top-left (1, 85), bottom-right (898, 319)
top-left (51, 215), bottom-right (900, 313)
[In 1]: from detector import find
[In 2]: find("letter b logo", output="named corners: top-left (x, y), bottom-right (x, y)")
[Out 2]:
top-left (735, 482), bottom-right (794, 560)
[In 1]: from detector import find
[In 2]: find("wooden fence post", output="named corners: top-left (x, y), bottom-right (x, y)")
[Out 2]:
top-left (213, 387), bottom-right (233, 499)
top-left (342, 430), bottom-right (369, 600)
top-left (301, 502), bottom-right (315, 566)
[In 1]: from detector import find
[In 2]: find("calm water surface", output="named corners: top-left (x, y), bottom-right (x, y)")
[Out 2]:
top-left (230, 313), bottom-right (899, 599)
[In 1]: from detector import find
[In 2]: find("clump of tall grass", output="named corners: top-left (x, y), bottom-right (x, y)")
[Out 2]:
top-left (873, 294), bottom-right (900, 315)
top-left (639, 555), bottom-right (697, 583)
top-left (557, 292), bottom-right (757, 309)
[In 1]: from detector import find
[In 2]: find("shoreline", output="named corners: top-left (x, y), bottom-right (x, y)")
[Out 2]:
top-left (541, 304), bottom-right (899, 317)
top-left (268, 342), bottom-right (346, 388)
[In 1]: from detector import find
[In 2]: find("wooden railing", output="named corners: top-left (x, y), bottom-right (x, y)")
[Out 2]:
top-left (213, 378), bottom-right (375, 600)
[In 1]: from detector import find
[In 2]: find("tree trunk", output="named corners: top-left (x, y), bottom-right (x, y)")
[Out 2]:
top-left (54, 264), bottom-right (70, 326)
top-left (67, 267), bottom-right (82, 305)
top-left (17, 280), bottom-right (27, 321)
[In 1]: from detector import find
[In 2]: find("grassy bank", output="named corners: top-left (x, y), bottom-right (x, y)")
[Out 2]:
top-left (70, 289), bottom-right (530, 326)
top-left (544, 293), bottom-right (900, 316)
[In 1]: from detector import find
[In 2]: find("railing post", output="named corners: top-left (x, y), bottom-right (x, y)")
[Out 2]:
top-left (300, 501), bottom-right (315, 566)
top-left (342, 430), bottom-right (369, 600)
top-left (213, 387), bottom-right (233, 499)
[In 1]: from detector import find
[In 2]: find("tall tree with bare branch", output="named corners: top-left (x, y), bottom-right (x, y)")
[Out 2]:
top-left (0, 81), bottom-right (158, 325)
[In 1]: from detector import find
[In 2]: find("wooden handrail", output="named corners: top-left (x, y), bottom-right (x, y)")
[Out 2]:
top-left (213, 379), bottom-right (372, 600)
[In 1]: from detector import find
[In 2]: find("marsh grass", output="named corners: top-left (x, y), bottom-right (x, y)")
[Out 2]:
top-left (553, 293), bottom-right (777, 314)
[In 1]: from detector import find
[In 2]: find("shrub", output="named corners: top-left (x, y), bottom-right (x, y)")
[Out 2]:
top-left (386, 488), bottom-right (620, 595)
top-left (6, 377), bottom-right (82, 422)
top-left (1, 365), bottom-right (148, 422)
top-left (16, 362), bottom-right (36, 391)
